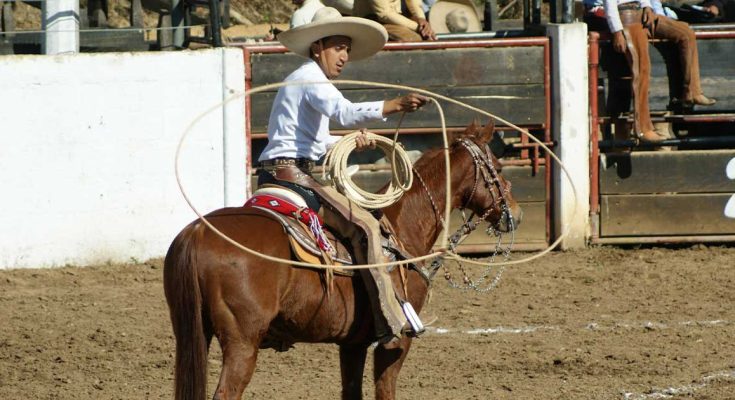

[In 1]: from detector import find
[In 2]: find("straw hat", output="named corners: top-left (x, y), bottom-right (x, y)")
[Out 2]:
top-left (277, 7), bottom-right (388, 61)
top-left (429, 0), bottom-right (482, 34)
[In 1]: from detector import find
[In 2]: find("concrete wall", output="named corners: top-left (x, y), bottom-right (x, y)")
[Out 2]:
top-left (0, 48), bottom-right (246, 269)
top-left (548, 23), bottom-right (591, 249)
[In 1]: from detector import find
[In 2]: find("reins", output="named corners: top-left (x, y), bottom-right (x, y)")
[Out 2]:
top-left (175, 79), bottom-right (580, 272)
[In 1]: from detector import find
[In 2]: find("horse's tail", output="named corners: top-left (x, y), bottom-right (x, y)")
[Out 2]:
top-left (164, 223), bottom-right (208, 400)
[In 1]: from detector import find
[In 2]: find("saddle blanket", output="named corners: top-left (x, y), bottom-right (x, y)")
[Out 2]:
top-left (244, 193), bottom-right (336, 256)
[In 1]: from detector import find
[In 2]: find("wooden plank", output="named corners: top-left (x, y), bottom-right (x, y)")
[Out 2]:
top-left (600, 150), bottom-right (735, 194)
top-left (79, 30), bottom-right (149, 51)
top-left (448, 201), bottom-right (547, 244)
top-left (249, 85), bottom-right (546, 132)
top-left (502, 166), bottom-right (547, 202)
top-left (648, 76), bottom-right (735, 112)
top-left (600, 193), bottom-right (735, 236)
top-left (650, 39), bottom-right (735, 80)
top-left (250, 46), bottom-right (545, 87)
top-left (251, 165), bottom-right (546, 202)
top-left (349, 166), bottom-right (545, 202)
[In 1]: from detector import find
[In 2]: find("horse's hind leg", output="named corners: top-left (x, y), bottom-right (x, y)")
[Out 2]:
top-left (339, 344), bottom-right (369, 399)
top-left (210, 303), bottom-right (262, 400)
top-left (373, 338), bottom-right (413, 400)
top-left (212, 338), bottom-right (259, 400)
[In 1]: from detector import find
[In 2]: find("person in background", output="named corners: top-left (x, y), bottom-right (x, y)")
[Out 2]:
top-left (323, 0), bottom-right (355, 15)
top-left (669, 0), bottom-right (735, 22)
top-left (421, 0), bottom-right (438, 16)
top-left (429, 0), bottom-right (483, 34)
top-left (583, 0), bottom-right (716, 143)
top-left (699, 0), bottom-right (734, 20)
top-left (291, 0), bottom-right (326, 28)
top-left (583, 0), bottom-right (665, 142)
top-left (352, 0), bottom-right (437, 41)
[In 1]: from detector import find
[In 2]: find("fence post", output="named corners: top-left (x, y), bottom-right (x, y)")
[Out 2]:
top-left (221, 48), bottom-right (247, 206)
top-left (483, 0), bottom-right (498, 31)
top-left (42, 0), bottom-right (80, 54)
top-left (548, 22), bottom-right (590, 249)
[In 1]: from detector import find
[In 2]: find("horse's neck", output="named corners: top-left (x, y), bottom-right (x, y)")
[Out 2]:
top-left (384, 154), bottom-right (462, 257)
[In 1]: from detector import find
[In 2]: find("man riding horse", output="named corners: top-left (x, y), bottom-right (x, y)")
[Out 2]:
top-left (257, 7), bottom-right (429, 345)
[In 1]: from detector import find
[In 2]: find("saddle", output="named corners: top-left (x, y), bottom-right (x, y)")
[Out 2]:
top-left (244, 186), bottom-right (355, 273)
top-left (244, 185), bottom-right (428, 281)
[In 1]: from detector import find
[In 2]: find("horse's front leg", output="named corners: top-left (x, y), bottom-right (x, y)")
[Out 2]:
top-left (373, 337), bottom-right (413, 400)
top-left (340, 343), bottom-right (369, 399)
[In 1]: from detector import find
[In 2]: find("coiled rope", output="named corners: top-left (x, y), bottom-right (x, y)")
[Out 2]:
top-left (322, 128), bottom-right (413, 209)
top-left (175, 79), bottom-right (579, 270)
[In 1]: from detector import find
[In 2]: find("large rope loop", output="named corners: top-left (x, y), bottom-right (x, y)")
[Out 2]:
top-left (322, 131), bottom-right (413, 209)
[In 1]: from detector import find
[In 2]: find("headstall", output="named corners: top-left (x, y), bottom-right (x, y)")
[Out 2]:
top-left (415, 138), bottom-right (515, 292)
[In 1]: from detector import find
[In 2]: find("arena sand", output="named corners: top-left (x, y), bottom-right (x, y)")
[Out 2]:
top-left (1, 246), bottom-right (735, 399)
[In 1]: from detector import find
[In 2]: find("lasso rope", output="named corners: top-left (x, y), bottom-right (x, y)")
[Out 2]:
top-left (175, 79), bottom-right (579, 270)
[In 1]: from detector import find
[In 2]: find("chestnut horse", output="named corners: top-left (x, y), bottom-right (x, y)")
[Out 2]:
top-left (164, 121), bottom-right (523, 400)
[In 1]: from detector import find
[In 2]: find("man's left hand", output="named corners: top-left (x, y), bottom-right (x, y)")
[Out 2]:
top-left (416, 18), bottom-right (437, 41)
top-left (642, 7), bottom-right (655, 33)
top-left (354, 129), bottom-right (377, 152)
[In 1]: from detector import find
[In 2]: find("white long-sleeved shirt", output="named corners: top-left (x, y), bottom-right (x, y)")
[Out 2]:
top-left (584, 0), bottom-right (653, 33)
top-left (291, 0), bottom-right (326, 28)
top-left (259, 60), bottom-right (385, 162)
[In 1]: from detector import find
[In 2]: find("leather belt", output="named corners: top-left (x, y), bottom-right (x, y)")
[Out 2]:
top-left (260, 158), bottom-right (315, 173)
top-left (618, 2), bottom-right (641, 11)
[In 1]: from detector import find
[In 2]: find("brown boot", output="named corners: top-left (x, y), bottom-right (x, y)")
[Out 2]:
top-left (684, 94), bottom-right (717, 107)
top-left (637, 129), bottom-right (667, 143)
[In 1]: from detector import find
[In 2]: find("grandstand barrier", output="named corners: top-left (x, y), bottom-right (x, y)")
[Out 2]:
top-left (589, 27), bottom-right (735, 244)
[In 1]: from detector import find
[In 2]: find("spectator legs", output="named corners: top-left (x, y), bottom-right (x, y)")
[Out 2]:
top-left (623, 23), bottom-right (654, 135)
top-left (383, 24), bottom-right (422, 42)
top-left (653, 16), bottom-right (702, 100)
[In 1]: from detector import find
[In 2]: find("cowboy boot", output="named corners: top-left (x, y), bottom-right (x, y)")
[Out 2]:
top-left (636, 129), bottom-right (667, 143)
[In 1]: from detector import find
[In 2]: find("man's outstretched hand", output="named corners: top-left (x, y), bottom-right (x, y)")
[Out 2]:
top-left (383, 93), bottom-right (430, 116)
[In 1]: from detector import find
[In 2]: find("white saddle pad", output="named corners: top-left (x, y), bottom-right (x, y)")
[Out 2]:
top-left (252, 186), bottom-right (309, 208)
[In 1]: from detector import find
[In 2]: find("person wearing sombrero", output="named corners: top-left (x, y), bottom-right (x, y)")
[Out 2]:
top-left (258, 7), bottom-right (429, 345)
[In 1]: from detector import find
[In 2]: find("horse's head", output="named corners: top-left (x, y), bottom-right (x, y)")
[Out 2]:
top-left (448, 119), bottom-right (523, 233)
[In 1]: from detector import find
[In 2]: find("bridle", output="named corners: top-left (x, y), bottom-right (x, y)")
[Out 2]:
top-left (414, 138), bottom-right (515, 292)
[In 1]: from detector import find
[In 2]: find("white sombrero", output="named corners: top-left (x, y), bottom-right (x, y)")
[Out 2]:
top-left (429, 0), bottom-right (482, 34)
top-left (277, 7), bottom-right (388, 61)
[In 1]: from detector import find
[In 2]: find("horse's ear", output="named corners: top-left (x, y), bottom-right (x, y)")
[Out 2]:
top-left (466, 118), bottom-right (479, 135)
top-left (476, 119), bottom-right (495, 143)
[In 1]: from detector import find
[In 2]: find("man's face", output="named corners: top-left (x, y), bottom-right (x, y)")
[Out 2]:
top-left (312, 36), bottom-right (352, 79)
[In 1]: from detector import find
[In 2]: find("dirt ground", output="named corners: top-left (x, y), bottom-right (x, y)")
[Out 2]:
top-left (1, 245), bottom-right (735, 399)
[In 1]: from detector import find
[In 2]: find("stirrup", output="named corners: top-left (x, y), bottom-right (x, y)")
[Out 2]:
top-left (401, 302), bottom-right (425, 337)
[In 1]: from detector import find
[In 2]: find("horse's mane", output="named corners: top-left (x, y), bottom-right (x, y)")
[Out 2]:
top-left (411, 121), bottom-right (487, 181)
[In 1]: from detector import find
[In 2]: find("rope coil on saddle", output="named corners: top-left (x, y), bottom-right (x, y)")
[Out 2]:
top-left (322, 131), bottom-right (413, 209)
